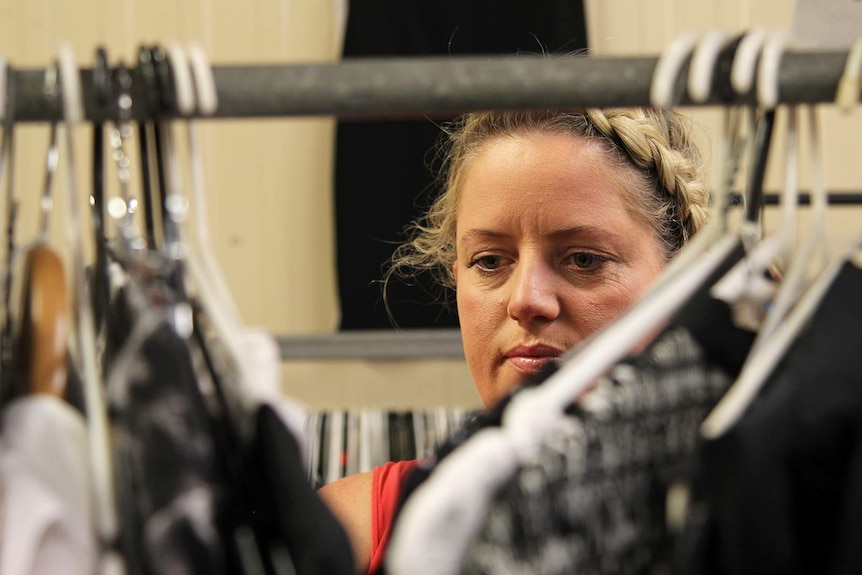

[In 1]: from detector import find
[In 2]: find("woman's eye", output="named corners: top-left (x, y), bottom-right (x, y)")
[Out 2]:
top-left (469, 255), bottom-right (503, 271)
top-left (569, 252), bottom-right (604, 269)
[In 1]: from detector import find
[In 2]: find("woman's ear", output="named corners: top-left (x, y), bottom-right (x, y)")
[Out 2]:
top-left (452, 260), bottom-right (459, 282)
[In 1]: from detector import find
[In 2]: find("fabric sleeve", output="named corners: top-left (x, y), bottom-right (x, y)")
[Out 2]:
top-left (369, 459), bottom-right (422, 575)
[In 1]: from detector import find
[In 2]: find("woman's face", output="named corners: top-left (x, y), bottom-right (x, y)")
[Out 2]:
top-left (454, 132), bottom-right (667, 408)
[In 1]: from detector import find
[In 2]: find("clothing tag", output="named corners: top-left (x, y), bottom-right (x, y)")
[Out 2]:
top-left (791, 0), bottom-right (862, 49)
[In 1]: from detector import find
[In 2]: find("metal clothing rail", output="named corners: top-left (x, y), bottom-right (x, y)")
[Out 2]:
top-left (277, 329), bottom-right (465, 361)
top-left (10, 48), bottom-right (858, 361)
top-left (10, 50), bottom-right (852, 122)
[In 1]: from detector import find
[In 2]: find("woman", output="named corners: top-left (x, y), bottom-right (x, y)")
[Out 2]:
top-left (319, 107), bottom-right (710, 574)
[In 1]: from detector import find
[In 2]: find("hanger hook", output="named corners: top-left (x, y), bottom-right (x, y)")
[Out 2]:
top-left (164, 43), bottom-right (195, 116)
top-left (730, 28), bottom-right (771, 97)
top-left (186, 42), bottom-right (218, 115)
top-left (757, 31), bottom-right (790, 109)
top-left (836, 37), bottom-right (862, 113)
top-left (650, 30), bottom-right (702, 109)
top-left (687, 29), bottom-right (731, 104)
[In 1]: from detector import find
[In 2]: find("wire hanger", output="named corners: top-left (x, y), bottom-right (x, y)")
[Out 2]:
top-left (56, 42), bottom-right (122, 565)
top-left (12, 62), bottom-right (69, 398)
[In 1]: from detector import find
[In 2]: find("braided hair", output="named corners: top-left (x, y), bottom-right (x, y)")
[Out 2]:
top-left (386, 108), bottom-right (710, 293)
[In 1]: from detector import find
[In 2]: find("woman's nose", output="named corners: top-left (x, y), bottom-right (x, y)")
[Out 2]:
top-left (506, 260), bottom-right (561, 324)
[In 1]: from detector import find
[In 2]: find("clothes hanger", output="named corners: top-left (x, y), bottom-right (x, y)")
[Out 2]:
top-left (0, 57), bottom-right (17, 404)
top-left (747, 105), bottom-right (827, 354)
top-left (56, 42), bottom-right (122, 563)
top-left (836, 37), bottom-right (862, 113)
top-left (173, 42), bottom-right (259, 403)
top-left (700, 35), bottom-right (860, 439)
top-left (386, 30), bottom-right (752, 575)
top-left (136, 47), bottom-right (161, 251)
top-left (710, 31), bottom-right (795, 312)
top-left (183, 42), bottom-right (244, 328)
top-left (150, 44), bottom-right (191, 268)
top-left (12, 62), bottom-right (69, 398)
top-left (641, 29), bottom-right (743, 294)
top-left (90, 47), bottom-right (112, 336)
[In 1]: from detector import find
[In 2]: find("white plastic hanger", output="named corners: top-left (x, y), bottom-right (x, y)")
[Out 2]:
top-left (164, 44), bottom-right (270, 422)
top-left (650, 30), bottom-right (703, 110)
top-left (749, 106), bottom-right (827, 354)
top-left (700, 42), bottom-right (843, 439)
top-left (181, 42), bottom-right (245, 331)
top-left (687, 30), bottom-right (730, 103)
top-left (710, 31), bottom-right (795, 311)
top-left (836, 37), bottom-right (862, 113)
top-left (56, 42), bottom-right (121, 566)
top-left (700, 235), bottom-right (857, 440)
top-left (387, 30), bottom-right (746, 575)
top-left (642, 29), bottom-right (755, 296)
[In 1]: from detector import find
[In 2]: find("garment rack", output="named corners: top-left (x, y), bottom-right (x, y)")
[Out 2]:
top-left (6, 48), bottom-right (861, 360)
top-left (7, 50), bottom-right (853, 122)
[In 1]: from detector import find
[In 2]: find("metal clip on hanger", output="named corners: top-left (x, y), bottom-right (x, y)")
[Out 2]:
top-left (108, 63), bottom-right (148, 263)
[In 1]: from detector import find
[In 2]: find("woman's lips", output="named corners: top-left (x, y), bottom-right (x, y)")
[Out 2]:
top-left (506, 355), bottom-right (558, 374)
top-left (504, 345), bottom-right (563, 374)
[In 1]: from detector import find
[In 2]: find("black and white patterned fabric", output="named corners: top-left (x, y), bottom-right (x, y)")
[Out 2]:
top-left (461, 326), bottom-right (734, 575)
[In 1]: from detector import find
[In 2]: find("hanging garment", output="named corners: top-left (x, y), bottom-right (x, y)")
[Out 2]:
top-left (335, 0), bottom-right (588, 329)
top-left (249, 403), bottom-right (357, 575)
top-left (0, 395), bottom-right (95, 575)
top-left (455, 285), bottom-right (754, 575)
top-left (190, 289), bottom-right (358, 575)
top-left (106, 270), bottom-right (229, 575)
top-left (675, 261), bottom-right (862, 575)
top-left (370, 459), bottom-right (425, 574)
top-left (383, 256), bottom-right (756, 574)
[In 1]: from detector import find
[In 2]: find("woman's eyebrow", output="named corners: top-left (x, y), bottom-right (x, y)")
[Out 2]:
top-left (459, 229), bottom-right (509, 243)
top-left (460, 226), bottom-right (625, 243)
top-left (547, 226), bottom-right (625, 243)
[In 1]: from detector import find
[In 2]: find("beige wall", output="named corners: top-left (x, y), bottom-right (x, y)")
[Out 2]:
top-left (0, 1), bottom-right (858, 409)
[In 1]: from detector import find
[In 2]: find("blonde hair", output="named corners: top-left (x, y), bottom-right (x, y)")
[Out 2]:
top-left (385, 107), bottom-right (710, 297)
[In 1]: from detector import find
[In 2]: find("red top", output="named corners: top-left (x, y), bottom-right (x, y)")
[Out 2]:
top-left (368, 459), bottom-right (422, 574)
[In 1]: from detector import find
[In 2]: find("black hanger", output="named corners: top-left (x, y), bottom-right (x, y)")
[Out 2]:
top-left (136, 47), bottom-right (160, 251)
top-left (91, 46), bottom-right (111, 337)
top-left (150, 45), bottom-right (185, 264)
top-left (744, 109), bottom-right (776, 224)
top-left (0, 63), bottom-right (17, 405)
